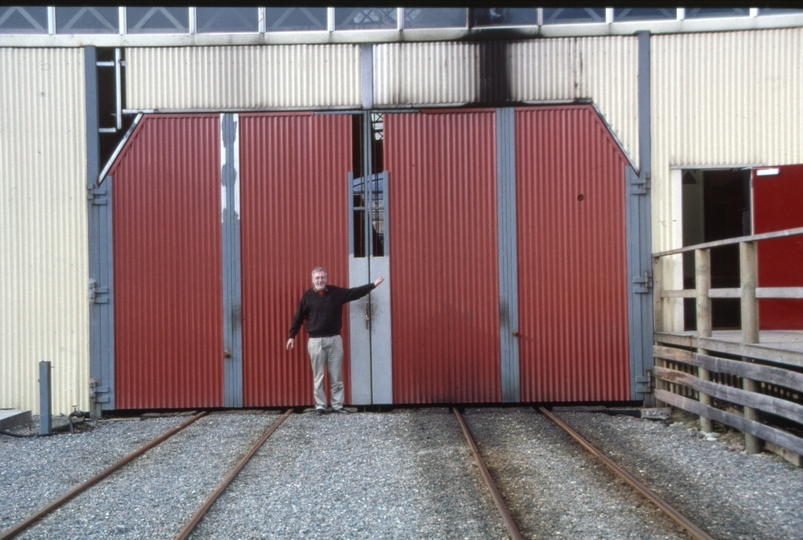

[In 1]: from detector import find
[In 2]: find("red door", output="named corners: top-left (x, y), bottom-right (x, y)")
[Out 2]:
top-left (385, 110), bottom-right (502, 403)
top-left (516, 106), bottom-right (631, 402)
top-left (239, 113), bottom-right (352, 406)
top-left (112, 115), bottom-right (223, 409)
top-left (753, 164), bottom-right (803, 329)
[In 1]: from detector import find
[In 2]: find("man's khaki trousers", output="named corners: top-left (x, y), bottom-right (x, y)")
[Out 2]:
top-left (307, 335), bottom-right (344, 410)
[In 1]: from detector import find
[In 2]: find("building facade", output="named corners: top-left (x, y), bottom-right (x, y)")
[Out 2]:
top-left (2, 7), bottom-right (802, 414)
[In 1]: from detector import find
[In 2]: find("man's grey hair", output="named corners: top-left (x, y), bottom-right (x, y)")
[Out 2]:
top-left (311, 267), bottom-right (327, 277)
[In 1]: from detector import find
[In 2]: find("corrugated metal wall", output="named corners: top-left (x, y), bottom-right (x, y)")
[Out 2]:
top-left (239, 113), bottom-right (352, 407)
top-left (111, 115), bottom-right (223, 409)
top-left (0, 48), bottom-right (88, 415)
top-left (651, 27), bottom-right (803, 330)
top-left (516, 106), bottom-right (630, 402)
top-left (385, 110), bottom-right (502, 403)
top-left (374, 38), bottom-right (639, 169)
top-left (126, 46), bottom-right (361, 111)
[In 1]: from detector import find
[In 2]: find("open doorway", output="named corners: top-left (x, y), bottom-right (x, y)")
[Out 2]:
top-left (682, 168), bottom-right (751, 330)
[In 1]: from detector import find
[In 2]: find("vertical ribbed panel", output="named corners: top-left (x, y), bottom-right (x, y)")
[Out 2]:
top-left (374, 38), bottom-right (639, 167)
top-left (651, 28), bottom-right (803, 330)
top-left (0, 48), bottom-right (88, 415)
top-left (240, 113), bottom-right (351, 407)
top-left (126, 46), bottom-right (361, 110)
top-left (385, 110), bottom-right (501, 404)
top-left (111, 115), bottom-right (223, 409)
top-left (516, 106), bottom-right (630, 402)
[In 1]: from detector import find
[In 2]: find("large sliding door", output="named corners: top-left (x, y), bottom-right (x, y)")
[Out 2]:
top-left (516, 106), bottom-right (631, 402)
top-left (107, 107), bottom-right (639, 409)
top-left (240, 113), bottom-right (352, 407)
top-left (112, 115), bottom-right (223, 409)
top-left (385, 110), bottom-right (502, 403)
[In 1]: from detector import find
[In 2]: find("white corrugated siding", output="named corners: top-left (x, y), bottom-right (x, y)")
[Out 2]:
top-left (126, 45), bottom-right (361, 110)
top-left (651, 27), bottom-right (803, 330)
top-left (374, 38), bottom-right (640, 168)
top-left (0, 48), bottom-right (89, 415)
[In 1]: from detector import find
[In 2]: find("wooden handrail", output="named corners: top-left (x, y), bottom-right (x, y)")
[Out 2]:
top-left (660, 287), bottom-right (803, 299)
top-left (652, 226), bottom-right (803, 258)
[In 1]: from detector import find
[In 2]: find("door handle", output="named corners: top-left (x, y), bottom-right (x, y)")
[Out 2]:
top-left (512, 330), bottom-right (519, 337)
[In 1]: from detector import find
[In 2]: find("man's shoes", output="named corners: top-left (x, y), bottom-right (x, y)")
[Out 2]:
top-left (315, 407), bottom-right (326, 415)
top-left (332, 407), bottom-right (350, 414)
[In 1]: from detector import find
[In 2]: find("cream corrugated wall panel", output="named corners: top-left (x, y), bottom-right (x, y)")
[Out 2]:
top-left (0, 48), bottom-right (88, 415)
top-left (374, 42), bottom-right (481, 107)
top-left (651, 28), bottom-right (803, 330)
top-left (126, 46), bottom-right (361, 110)
top-left (374, 38), bottom-right (640, 168)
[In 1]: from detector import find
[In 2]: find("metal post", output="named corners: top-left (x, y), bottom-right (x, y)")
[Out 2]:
top-left (39, 361), bottom-right (52, 436)
top-left (695, 249), bottom-right (713, 433)
top-left (740, 241), bottom-right (762, 454)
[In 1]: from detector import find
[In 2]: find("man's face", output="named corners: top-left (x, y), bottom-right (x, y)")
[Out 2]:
top-left (312, 271), bottom-right (328, 291)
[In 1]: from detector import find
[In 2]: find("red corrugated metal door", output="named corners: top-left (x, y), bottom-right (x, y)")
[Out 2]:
top-left (112, 115), bottom-right (223, 409)
top-left (385, 110), bottom-right (502, 403)
top-left (516, 106), bottom-right (631, 402)
top-left (753, 164), bottom-right (803, 329)
top-left (240, 113), bottom-right (352, 407)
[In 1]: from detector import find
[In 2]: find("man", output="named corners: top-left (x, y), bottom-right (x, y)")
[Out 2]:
top-left (286, 267), bottom-right (385, 415)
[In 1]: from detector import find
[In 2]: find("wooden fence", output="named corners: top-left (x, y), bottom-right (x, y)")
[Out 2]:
top-left (652, 227), bottom-right (803, 462)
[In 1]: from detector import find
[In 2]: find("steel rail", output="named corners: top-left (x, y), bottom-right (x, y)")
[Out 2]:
top-left (174, 409), bottom-right (293, 540)
top-left (453, 408), bottom-right (523, 540)
top-left (539, 407), bottom-right (715, 540)
top-left (0, 411), bottom-right (208, 540)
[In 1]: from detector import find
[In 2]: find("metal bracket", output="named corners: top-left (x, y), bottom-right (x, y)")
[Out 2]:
top-left (632, 271), bottom-right (652, 294)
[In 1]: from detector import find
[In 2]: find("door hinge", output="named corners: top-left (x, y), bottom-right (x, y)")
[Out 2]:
top-left (632, 271), bottom-right (652, 294)
top-left (89, 186), bottom-right (108, 205)
top-left (631, 172), bottom-right (650, 195)
top-left (635, 371), bottom-right (654, 394)
top-left (89, 279), bottom-right (110, 304)
top-left (89, 379), bottom-right (111, 403)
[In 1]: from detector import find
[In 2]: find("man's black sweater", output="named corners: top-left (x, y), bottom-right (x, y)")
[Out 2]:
top-left (288, 283), bottom-right (376, 339)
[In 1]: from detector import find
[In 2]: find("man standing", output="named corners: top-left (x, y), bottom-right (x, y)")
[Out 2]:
top-left (286, 267), bottom-right (385, 415)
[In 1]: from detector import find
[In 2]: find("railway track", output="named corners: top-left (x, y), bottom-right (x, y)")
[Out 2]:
top-left (456, 406), bottom-right (715, 540)
top-left (0, 410), bottom-right (292, 540)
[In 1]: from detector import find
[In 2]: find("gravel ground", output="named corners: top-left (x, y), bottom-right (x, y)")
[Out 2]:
top-left (191, 408), bottom-right (507, 539)
top-left (1, 407), bottom-right (801, 539)
top-left (556, 409), bottom-right (803, 540)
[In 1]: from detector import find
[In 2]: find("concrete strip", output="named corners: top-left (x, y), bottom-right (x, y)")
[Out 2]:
top-left (0, 410), bottom-right (31, 431)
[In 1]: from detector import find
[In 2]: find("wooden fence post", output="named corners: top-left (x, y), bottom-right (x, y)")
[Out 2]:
top-left (653, 256), bottom-right (666, 407)
top-left (740, 241), bottom-right (762, 454)
top-left (695, 248), bottom-right (713, 433)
